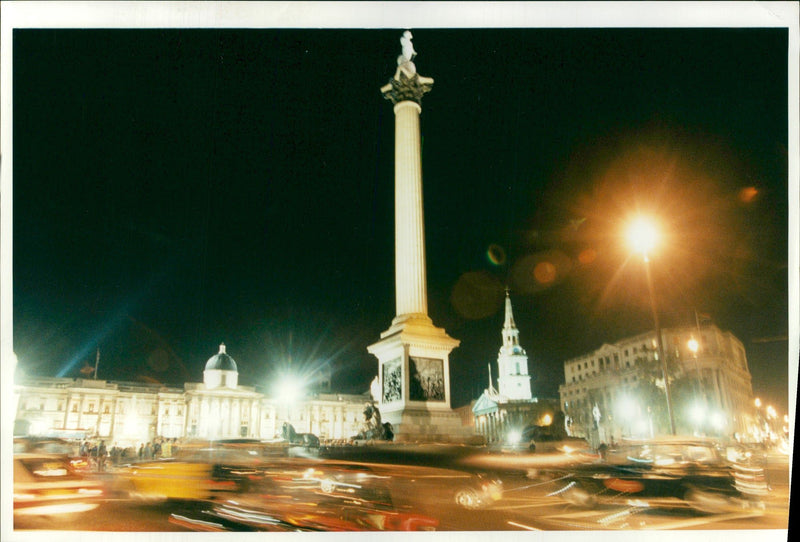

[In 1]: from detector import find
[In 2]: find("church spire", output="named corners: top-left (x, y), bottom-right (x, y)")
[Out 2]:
top-left (497, 289), bottom-right (532, 400)
top-left (502, 288), bottom-right (521, 350)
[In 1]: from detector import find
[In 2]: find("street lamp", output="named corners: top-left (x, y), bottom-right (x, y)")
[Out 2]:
top-left (276, 375), bottom-right (304, 404)
top-left (626, 215), bottom-right (676, 435)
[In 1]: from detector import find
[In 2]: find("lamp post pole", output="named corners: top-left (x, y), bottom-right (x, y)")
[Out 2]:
top-left (688, 338), bottom-right (702, 396)
top-left (643, 254), bottom-right (677, 435)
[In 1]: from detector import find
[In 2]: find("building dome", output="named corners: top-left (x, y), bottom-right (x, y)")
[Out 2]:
top-left (205, 343), bottom-right (237, 372)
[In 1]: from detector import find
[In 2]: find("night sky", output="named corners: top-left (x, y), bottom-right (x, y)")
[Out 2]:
top-left (9, 15), bottom-right (794, 412)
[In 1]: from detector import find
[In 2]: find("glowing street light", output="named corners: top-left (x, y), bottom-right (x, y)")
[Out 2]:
top-left (276, 374), bottom-right (305, 404)
top-left (766, 405), bottom-right (777, 419)
top-left (626, 215), bottom-right (676, 435)
top-left (626, 215), bottom-right (660, 261)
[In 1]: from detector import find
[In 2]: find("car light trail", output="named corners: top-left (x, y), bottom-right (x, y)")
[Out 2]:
top-left (507, 520), bottom-right (541, 530)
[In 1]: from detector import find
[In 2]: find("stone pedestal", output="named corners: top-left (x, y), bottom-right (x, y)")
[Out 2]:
top-left (368, 316), bottom-right (470, 442)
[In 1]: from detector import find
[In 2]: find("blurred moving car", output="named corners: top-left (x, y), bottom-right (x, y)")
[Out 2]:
top-left (14, 436), bottom-right (76, 456)
top-left (451, 472), bottom-right (504, 509)
top-left (167, 461), bottom-right (445, 531)
top-left (297, 460), bottom-right (503, 511)
top-left (116, 439), bottom-right (277, 500)
top-left (549, 437), bottom-right (767, 514)
top-left (15, 435), bottom-right (98, 473)
top-left (14, 453), bottom-right (105, 517)
top-left (501, 424), bottom-right (593, 455)
top-left (169, 498), bottom-right (440, 532)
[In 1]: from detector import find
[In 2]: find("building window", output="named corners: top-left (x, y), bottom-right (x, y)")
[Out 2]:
top-left (88, 403), bottom-right (95, 413)
top-left (103, 405), bottom-right (110, 414)
top-left (72, 403), bottom-right (78, 413)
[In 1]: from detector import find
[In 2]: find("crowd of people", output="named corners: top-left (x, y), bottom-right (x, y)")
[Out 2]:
top-left (77, 437), bottom-right (180, 471)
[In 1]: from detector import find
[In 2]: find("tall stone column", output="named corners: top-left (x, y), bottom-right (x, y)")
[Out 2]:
top-left (368, 32), bottom-right (469, 442)
top-left (392, 99), bottom-right (428, 322)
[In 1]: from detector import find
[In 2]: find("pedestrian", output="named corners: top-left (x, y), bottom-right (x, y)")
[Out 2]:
top-left (97, 440), bottom-right (107, 472)
top-left (138, 443), bottom-right (144, 460)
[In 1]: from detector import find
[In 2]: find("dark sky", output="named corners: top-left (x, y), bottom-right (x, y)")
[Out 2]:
top-left (11, 25), bottom-right (793, 412)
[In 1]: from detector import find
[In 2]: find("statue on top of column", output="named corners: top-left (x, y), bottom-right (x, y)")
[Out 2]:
top-left (399, 30), bottom-right (417, 65)
top-left (381, 29), bottom-right (433, 105)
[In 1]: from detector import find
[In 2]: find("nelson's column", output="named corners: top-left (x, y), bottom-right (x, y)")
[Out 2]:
top-left (368, 32), bottom-right (470, 441)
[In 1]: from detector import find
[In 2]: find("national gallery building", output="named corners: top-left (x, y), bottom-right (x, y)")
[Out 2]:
top-left (13, 344), bottom-right (373, 446)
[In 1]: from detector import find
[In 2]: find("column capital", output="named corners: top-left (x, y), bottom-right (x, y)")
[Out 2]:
top-left (381, 65), bottom-right (434, 106)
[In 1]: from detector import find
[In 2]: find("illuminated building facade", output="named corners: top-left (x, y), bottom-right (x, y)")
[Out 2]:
top-left (558, 323), bottom-right (756, 444)
top-left (13, 344), bottom-right (371, 446)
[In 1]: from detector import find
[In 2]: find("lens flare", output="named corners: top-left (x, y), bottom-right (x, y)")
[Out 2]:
top-left (510, 250), bottom-right (573, 294)
top-left (738, 186), bottom-right (759, 203)
top-left (486, 244), bottom-right (507, 266)
top-left (450, 271), bottom-right (504, 320)
top-left (534, 261), bottom-right (557, 284)
top-left (578, 248), bottom-right (597, 265)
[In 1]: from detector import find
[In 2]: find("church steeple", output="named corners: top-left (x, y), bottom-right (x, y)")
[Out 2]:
top-left (501, 287), bottom-right (523, 353)
top-left (497, 289), bottom-right (532, 400)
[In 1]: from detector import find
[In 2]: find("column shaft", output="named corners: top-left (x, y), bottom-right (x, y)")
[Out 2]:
top-left (394, 100), bottom-right (428, 318)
